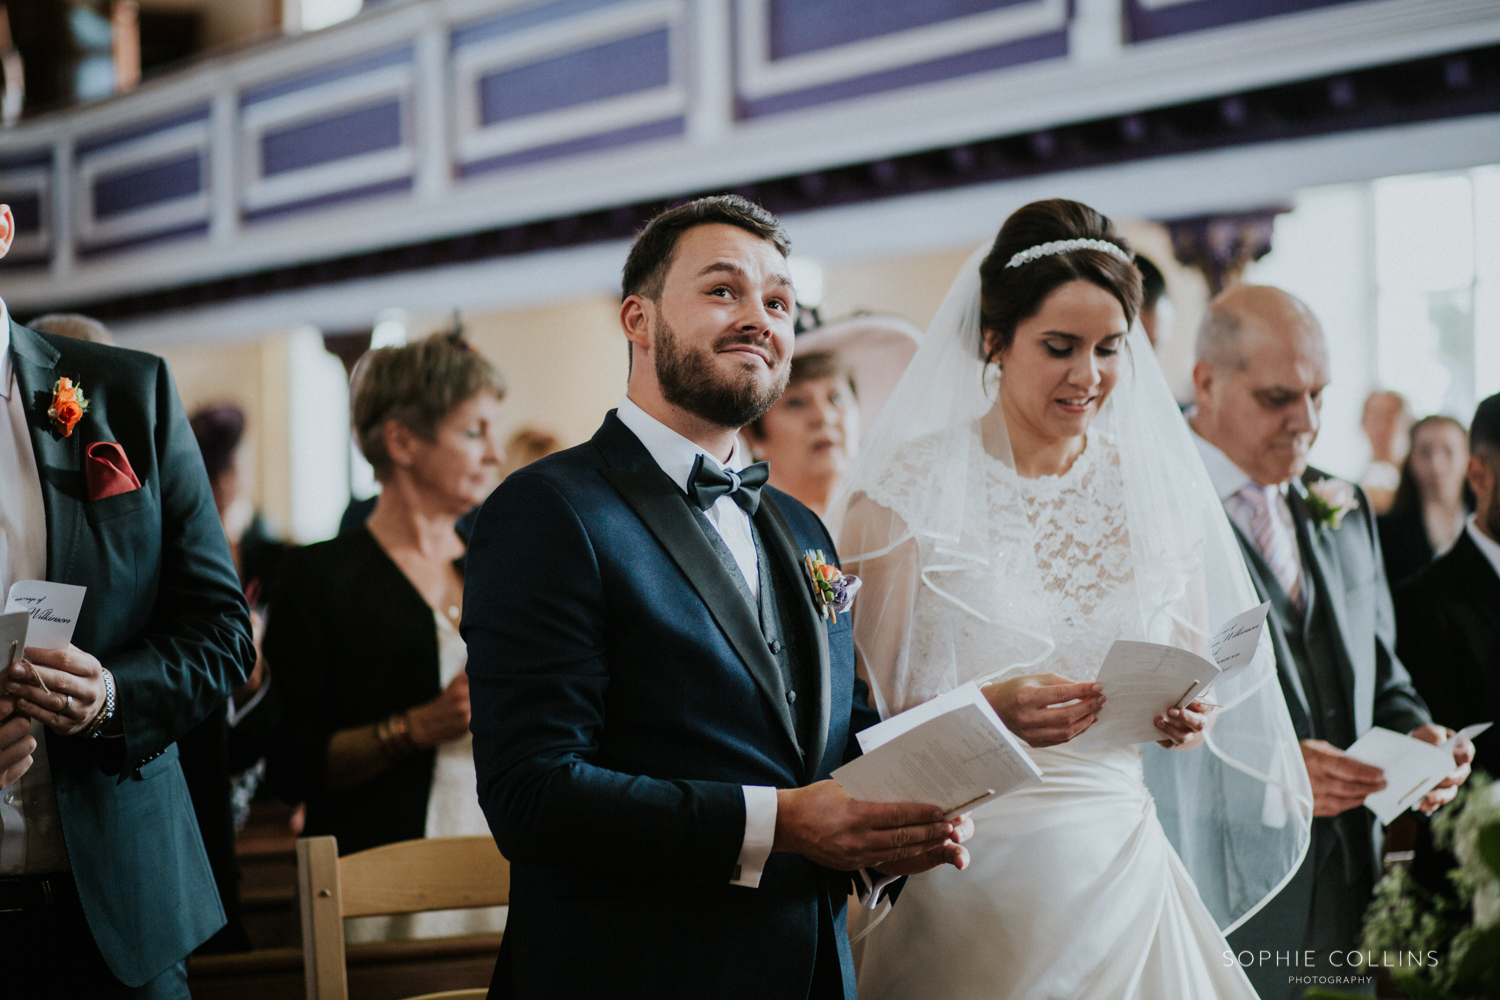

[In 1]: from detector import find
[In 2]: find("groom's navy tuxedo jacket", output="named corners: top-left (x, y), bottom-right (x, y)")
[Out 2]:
top-left (465, 412), bottom-right (879, 1000)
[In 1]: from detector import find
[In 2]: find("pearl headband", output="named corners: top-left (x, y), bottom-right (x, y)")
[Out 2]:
top-left (1004, 238), bottom-right (1132, 269)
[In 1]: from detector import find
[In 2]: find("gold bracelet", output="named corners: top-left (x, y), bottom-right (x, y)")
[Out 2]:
top-left (374, 712), bottom-right (416, 761)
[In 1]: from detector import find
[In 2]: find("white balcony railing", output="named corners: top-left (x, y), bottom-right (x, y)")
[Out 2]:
top-left (0, 0), bottom-right (1494, 315)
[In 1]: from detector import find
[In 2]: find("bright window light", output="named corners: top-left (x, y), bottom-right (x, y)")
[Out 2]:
top-left (301, 0), bottom-right (363, 32)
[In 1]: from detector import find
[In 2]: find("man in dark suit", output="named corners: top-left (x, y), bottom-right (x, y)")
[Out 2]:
top-left (464, 195), bottom-right (970, 1000)
top-left (1188, 285), bottom-right (1473, 1000)
top-left (1396, 392), bottom-right (1500, 775)
top-left (0, 202), bottom-right (255, 997)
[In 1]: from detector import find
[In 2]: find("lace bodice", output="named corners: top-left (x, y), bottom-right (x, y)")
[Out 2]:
top-left (999, 436), bottom-right (1137, 682)
top-left (860, 428), bottom-right (1142, 711)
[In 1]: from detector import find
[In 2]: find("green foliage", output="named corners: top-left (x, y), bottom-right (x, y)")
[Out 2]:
top-left (1352, 777), bottom-right (1500, 1000)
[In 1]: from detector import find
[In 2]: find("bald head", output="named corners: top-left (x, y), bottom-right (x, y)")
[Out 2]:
top-left (1190, 284), bottom-right (1331, 487)
top-left (1196, 285), bottom-right (1324, 371)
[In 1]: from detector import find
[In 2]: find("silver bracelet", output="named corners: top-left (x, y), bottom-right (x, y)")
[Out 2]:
top-left (88, 668), bottom-right (117, 739)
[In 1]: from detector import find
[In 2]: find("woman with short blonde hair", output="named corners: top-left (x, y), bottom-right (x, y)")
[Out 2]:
top-left (267, 333), bottom-right (505, 939)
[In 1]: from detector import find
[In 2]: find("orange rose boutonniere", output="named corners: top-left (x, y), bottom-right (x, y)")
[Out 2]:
top-left (47, 377), bottom-right (89, 437)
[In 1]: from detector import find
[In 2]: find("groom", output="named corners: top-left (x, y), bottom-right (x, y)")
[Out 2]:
top-left (465, 195), bottom-right (968, 1000)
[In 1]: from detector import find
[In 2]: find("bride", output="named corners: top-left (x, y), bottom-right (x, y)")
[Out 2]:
top-left (832, 200), bottom-right (1312, 999)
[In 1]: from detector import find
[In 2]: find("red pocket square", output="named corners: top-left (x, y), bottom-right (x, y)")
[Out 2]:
top-left (85, 441), bottom-right (143, 501)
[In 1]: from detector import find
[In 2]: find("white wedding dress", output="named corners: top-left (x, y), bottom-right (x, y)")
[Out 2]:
top-left (831, 243), bottom-right (1309, 1000)
top-left (852, 432), bottom-right (1259, 1000)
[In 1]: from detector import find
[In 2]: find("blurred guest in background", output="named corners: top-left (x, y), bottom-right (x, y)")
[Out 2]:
top-left (1378, 415), bottom-right (1472, 588)
top-left (27, 311), bottom-right (117, 345)
top-left (499, 425), bottom-right (562, 481)
top-left (177, 403), bottom-right (284, 953)
top-left (1396, 393), bottom-right (1500, 776)
top-left (265, 333), bottom-right (504, 940)
top-left (744, 314), bottom-right (920, 514)
top-left (1134, 253), bottom-right (1172, 349)
top-left (744, 350), bottom-right (857, 516)
top-left (190, 404), bottom-right (284, 616)
top-left (1359, 390), bottom-right (1411, 515)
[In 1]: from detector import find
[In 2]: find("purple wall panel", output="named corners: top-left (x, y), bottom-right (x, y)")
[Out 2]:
top-left (451, 0), bottom-right (624, 50)
top-left (740, 29), bottom-right (1067, 117)
top-left (78, 220), bottom-right (209, 257)
top-left (92, 153), bottom-right (202, 220)
top-left (241, 46), bottom-right (413, 107)
top-left (478, 29), bottom-right (671, 125)
top-left (458, 116), bottom-right (684, 178)
top-left (1126, 0), bottom-right (1362, 42)
top-left (243, 176), bottom-right (413, 224)
top-left (261, 100), bottom-right (403, 176)
top-left (0, 148), bottom-right (52, 170)
top-left (77, 104), bottom-right (209, 156)
top-left (768, 0), bottom-right (1032, 59)
top-left (4, 193), bottom-right (42, 233)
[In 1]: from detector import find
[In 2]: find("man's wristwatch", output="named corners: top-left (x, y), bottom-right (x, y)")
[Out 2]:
top-left (88, 668), bottom-right (121, 739)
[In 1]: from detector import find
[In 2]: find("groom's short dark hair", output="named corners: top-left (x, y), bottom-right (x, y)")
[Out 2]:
top-left (623, 195), bottom-right (790, 301)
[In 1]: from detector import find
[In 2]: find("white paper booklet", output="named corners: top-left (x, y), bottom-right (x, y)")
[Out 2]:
top-left (833, 682), bottom-right (1042, 818)
top-left (1070, 601), bottom-right (1271, 751)
top-left (1344, 722), bottom-right (1492, 825)
top-left (4, 581), bottom-right (87, 650)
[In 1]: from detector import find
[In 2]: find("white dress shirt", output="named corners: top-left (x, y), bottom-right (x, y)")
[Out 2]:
top-left (1467, 514), bottom-right (1500, 581)
top-left (1191, 430), bottom-right (1306, 590)
top-left (0, 300), bottom-right (72, 874)
top-left (614, 397), bottom-right (777, 888)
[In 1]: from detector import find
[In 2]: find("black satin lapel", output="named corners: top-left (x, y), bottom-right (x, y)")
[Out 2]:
top-left (600, 466), bottom-right (800, 755)
top-left (1231, 523), bottom-right (1312, 725)
top-left (1288, 489), bottom-right (1359, 718)
top-left (10, 325), bottom-right (81, 582)
top-left (757, 495), bottom-right (831, 783)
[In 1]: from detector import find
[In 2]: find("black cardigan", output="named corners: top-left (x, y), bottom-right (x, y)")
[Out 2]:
top-left (264, 527), bottom-right (451, 855)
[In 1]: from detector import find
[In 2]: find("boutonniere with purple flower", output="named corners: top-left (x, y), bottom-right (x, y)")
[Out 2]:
top-left (47, 377), bottom-right (88, 437)
top-left (803, 549), bottom-right (861, 623)
top-left (1305, 477), bottom-right (1359, 531)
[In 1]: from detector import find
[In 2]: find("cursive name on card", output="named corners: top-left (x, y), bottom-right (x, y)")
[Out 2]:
top-left (4, 581), bottom-right (87, 650)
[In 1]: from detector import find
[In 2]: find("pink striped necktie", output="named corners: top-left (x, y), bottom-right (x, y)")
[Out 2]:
top-left (1235, 483), bottom-right (1304, 611)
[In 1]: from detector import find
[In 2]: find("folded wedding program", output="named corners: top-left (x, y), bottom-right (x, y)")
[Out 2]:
top-left (3, 581), bottom-right (87, 660)
top-left (833, 682), bottom-right (1043, 818)
top-left (1343, 722), bottom-right (1492, 825)
top-left (1069, 601), bottom-right (1272, 751)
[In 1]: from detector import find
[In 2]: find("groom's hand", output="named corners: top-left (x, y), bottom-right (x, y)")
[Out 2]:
top-left (873, 812), bottom-right (974, 876)
top-left (773, 780), bottom-right (957, 871)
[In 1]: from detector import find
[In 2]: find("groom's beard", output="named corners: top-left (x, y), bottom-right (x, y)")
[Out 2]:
top-left (653, 314), bottom-right (788, 431)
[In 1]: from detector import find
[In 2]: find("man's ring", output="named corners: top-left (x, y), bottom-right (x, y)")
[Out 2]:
top-left (63, 694), bottom-right (71, 713)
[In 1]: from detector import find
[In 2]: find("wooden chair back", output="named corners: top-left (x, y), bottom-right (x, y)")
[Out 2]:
top-left (297, 835), bottom-right (510, 1000)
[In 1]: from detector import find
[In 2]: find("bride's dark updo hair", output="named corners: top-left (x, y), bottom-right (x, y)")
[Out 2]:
top-left (978, 199), bottom-right (1142, 365)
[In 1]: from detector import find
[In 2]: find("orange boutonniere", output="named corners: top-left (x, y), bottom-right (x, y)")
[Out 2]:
top-left (47, 377), bottom-right (88, 437)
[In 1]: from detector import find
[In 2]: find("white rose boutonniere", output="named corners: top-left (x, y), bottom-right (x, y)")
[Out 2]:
top-left (1305, 477), bottom-right (1359, 530)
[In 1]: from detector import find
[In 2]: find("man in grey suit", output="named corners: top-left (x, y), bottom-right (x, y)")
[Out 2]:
top-left (1188, 285), bottom-right (1473, 1000)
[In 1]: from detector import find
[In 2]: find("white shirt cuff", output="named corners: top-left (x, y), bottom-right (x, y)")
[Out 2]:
top-left (858, 868), bottom-right (902, 909)
top-left (731, 785), bottom-right (778, 887)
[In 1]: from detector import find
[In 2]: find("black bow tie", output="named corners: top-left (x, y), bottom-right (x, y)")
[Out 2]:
top-left (687, 454), bottom-right (769, 515)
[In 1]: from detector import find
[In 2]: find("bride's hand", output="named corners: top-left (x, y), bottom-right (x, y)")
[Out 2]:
top-left (1155, 700), bottom-right (1213, 750)
top-left (983, 675), bottom-right (1104, 748)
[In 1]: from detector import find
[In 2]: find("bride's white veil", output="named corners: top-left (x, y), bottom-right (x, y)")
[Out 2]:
top-left (828, 241), bottom-right (1312, 933)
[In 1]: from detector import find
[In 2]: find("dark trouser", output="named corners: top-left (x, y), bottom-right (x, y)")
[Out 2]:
top-left (0, 872), bottom-right (191, 1000)
top-left (1228, 820), bottom-right (1377, 999)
